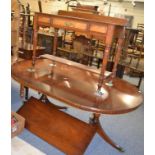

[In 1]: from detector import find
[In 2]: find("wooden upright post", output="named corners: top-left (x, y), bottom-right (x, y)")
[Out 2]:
top-left (111, 35), bottom-right (125, 78)
top-left (11, 0), bottom-right (20, 62)
top-left (53, 28), bottom-right (59, 55)
top-left (98, 25), bottom-right (115, 89)
top-left (32, 14), bottom-right (38, 67)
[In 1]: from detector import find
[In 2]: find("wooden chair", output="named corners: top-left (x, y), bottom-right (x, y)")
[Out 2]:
top-left (122, 25), bottom-right (144, 88)
top-left (57, 35), bottom-right (94, 65)
top-left (66, 0), bottom-right (79, 11)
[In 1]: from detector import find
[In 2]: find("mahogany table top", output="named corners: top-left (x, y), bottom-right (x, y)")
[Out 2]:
top-left (12, 55), bottom-right (143, 114)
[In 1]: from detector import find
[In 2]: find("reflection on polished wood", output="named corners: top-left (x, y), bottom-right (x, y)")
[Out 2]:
top-left (12, 56), bottom-right (143, 153)
top-left (12, 57), bottom-right (142, 114)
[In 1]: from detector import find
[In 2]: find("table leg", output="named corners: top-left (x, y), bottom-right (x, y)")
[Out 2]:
top-left (90, 113), bottom-right (124, 152)
top-left (39, 94), bottom-right (67, 110)
top-left (20, 85), bottom-right (24, 98)
top-left (24, 86), bottom-right (29, 100)
top-left (20, 85), bottom-right (29, 100)
top-left (137, 73), bottom-right (143, 89)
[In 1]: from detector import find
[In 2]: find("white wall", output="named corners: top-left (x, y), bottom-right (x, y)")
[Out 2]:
top-left (78, 0), bottom-right (144, 28)
top-left (20, 0), bottom-right (67, 14)
top-left (19, 0), bottom-right (144, 28)
top-left (102, 1), bottom-right (144, 28)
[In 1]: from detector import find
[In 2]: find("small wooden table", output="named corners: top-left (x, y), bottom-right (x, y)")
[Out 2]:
top-left (12, 55), bottom-right (143, 154)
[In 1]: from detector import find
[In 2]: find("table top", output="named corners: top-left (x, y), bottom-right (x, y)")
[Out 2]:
top-left (12, 55), bottom-right (143, 114)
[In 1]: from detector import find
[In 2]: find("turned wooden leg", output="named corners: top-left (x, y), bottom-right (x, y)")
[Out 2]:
top-left (40, 94), bottom-right (67, 110)
top-left (90, 113), bottom-right (124, 152)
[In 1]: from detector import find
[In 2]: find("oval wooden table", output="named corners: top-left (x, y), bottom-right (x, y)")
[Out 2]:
top-left (12, 55), bottom-right (143, 155)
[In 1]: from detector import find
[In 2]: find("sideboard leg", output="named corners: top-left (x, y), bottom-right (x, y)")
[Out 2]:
top-left (90, 113), bottom-right (125, 152)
